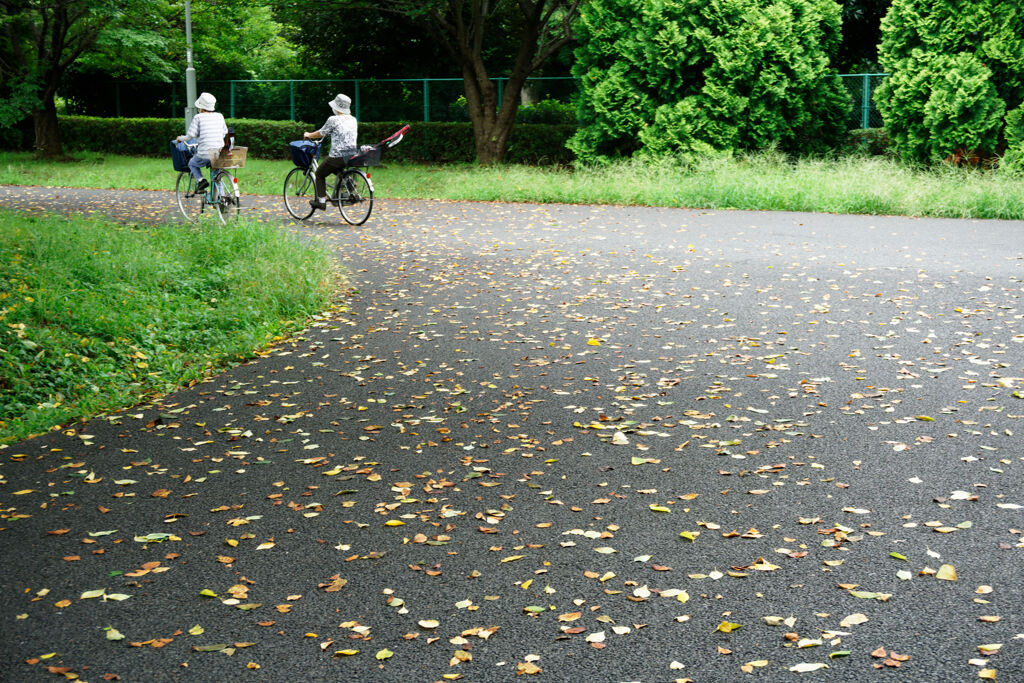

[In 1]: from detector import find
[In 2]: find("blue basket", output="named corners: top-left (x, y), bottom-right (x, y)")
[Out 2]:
top-left (170, 139), bottom-right (194, 172)
top-left (289, 140), bottom-right (319, 169)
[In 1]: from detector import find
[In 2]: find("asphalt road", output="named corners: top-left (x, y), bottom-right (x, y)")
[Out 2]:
top-left (1, 186), bottom-right (1023, 682)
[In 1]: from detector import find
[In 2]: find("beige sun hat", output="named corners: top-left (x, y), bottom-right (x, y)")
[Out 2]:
top-left (194, 92), bottom-right (217, 111)
top-left (328, 94), bottom-right (351, 115)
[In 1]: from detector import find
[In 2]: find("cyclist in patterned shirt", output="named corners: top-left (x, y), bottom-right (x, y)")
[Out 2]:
top-left (303, 93), bottom-right (358, 211)
top-left (176, 92), bottom-right (228, 193)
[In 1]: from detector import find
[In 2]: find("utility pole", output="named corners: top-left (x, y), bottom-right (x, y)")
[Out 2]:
top-left (184, 0), bottom-right (197, 128)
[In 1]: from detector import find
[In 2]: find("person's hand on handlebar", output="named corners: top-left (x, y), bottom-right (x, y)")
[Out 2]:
top-left (303, 131), bottom-right (323, 140)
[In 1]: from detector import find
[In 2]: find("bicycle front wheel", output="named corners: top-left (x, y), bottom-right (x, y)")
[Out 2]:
top-left (338, 169), bottom-right (374, 225)
top-left (175, 172), bottom-right (202, 222)
top-left (213, 171), bottom-right (240, 224)
top-left (283, 167), bottom-right (315, 220)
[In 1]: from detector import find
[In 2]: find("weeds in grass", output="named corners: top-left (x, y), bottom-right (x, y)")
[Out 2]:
top-left (0, 210), bottom-right (338, 443)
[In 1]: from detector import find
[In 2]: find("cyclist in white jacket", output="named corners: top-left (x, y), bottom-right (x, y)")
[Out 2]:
top-left (177, 92), bottom-right (228, 193)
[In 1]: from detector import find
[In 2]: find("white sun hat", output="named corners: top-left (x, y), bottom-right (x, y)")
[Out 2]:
top-left (328, 93), bottom-right (351, 115)
top-left (194, 92), bottom-right (217, 111)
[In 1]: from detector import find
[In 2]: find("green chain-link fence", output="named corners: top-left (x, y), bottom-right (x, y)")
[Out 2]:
top-left (838, 74), bottom-right (886, 129)
top-left (62, 75), bottom-right (885, 128)
top-left (61, 77), bottom-right (579, 123)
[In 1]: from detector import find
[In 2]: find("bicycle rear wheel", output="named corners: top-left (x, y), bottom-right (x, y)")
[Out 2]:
top-left (337, 169), bottom-right (373, 225)
top-left (283, 167), bottom-right (315, 220)
top-left (213, 170), bottom-right (240, 224)
top-left (175, 172), bottom-right (202, 222)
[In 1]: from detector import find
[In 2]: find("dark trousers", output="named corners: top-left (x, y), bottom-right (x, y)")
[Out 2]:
top-left (314, 155), bottom-right (349, 197)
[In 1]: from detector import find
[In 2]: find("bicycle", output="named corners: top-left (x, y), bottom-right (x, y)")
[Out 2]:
top-left (172, 140), bottom-right (244, 224)
top-left (283, 125), bottom-right (409, 226)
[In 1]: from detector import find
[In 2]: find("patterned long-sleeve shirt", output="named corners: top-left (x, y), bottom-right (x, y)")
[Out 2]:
top-left (318, 114), bottom-right (358, 158)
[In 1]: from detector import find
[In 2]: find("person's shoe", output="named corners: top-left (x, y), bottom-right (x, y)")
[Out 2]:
top-left (195, 178), bottom-right (209, 193)
top-left (309, 198), bottom-right (327, 211)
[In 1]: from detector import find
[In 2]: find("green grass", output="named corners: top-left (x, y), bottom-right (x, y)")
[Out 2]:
top-left (1, 149), bottom-right (1021, 443)
top-left (0, 210), bottom-right (339, 444)
top-left (2, 150), bottom-right (1024, 219)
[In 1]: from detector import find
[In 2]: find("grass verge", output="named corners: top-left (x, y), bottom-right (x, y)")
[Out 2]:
top-left (0, 209), bottom-right (339, 444)
top-left (2, 150), bottom-right (1024, 219)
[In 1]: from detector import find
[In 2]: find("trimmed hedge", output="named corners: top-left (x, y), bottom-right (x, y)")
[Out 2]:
top-left (1, 116), bottom-right (895, 163)
top-left (4, 116), bottom-right (576, 165)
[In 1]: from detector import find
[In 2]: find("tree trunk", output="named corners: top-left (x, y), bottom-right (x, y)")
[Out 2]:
top-left (468, 85), bottom-right (513, 165)
top-left (474, 125), bottom-right (506, 165)
top-left (32, 97), bottom-right (63, 158)
top-left (463, 51), bottom-right (531, 164)
top-left (462, 60), bottom-right (511, 165)
top-left (428, 0), bottom-right (579, 164)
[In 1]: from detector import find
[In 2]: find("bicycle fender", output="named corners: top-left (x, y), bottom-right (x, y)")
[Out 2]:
top-left (231, 177), bottom-right (240, 198)
top-left (364, 174), bottom-right (374, 193)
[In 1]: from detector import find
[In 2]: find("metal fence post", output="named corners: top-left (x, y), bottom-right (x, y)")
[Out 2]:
top-left (230, 81), bottom-right (236, 119)
top-left (862, 74), bottom-right (871, 129)
top-left (424, 79), bottom-right (430, 122)
top-left (290, 81), bottom-right (295, 121)
top-left (354, 80), bottom-right (360, 120)
top-left (497, 78), bottom-right (504, 111)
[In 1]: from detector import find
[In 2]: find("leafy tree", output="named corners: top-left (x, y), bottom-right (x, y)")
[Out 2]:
top-left (0, 0), bottom-right (173, 156)
top-left (184, 0), bottom-right (299, 80)
top-left (64, 0), bottom-right (299, 107)
top-left (874, 0), bottom-right (1024, 163)
top-left (279, 8), bottom-right (456, 79)
top-left (837, 0), bottom-right (890, 72)
top-left (275, 0), bottom-right (582, 164)
top-left (569, 0), bottom-right (850, 163)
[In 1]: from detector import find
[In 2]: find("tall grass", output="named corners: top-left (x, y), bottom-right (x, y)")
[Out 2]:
top-left (403, 153), bottom-right (1024, 219)
top-left (2, 149), bottom-right (1023, 219)
top-left (0, 210), bottom-right (338, 443)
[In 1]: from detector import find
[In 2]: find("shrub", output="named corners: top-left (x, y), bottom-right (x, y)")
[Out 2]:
top-left (516, 99), bottom-right (576, 125)
top-left (569, 0), bottom-right (850, 163)
top-left (875, 0), bottom-right (1024, 163)
top-left (921, 54), bottom-right (1004, 162)
top-left (843, 128), bottom-right (892, 156)
top-left (1000, 106), bottom-right (1024, 175)
top-left (0, 122), bottom-right (28, 150)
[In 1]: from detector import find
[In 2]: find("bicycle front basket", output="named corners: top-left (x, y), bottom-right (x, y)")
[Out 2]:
top-left (346, 144), bottom-right (382, 168)
top-left (170, 139), bottom-right (194, 172)
top-left (289, 140), bottom-right (319, 169)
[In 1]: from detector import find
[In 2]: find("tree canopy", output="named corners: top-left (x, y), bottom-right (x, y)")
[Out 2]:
top-left (0, 0), bottom-right (301, 154)
top-left (276, 6), bottom-right (466, 79)
top-left (0, 0), bottom-right (178, 154)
